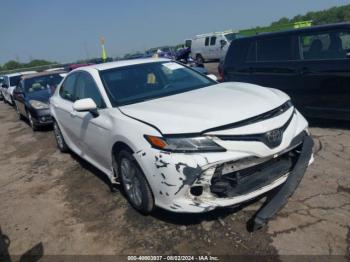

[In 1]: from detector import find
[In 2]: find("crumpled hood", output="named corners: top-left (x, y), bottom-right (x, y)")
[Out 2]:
top-left (119, 82), bottom-right (290, 134)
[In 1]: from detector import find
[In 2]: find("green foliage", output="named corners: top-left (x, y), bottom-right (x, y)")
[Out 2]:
top-left (1, 59), bottom-right (55, 72)
top-left (271, 4), bottom-right (350, 26)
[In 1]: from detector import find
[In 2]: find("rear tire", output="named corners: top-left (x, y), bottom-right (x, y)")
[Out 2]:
top-left (117, 150), bottom-right (154, 214)
top-left (53, 121), bottom-right (69, 152)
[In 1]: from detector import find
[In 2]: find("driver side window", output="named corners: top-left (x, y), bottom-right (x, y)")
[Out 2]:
top-left (75, 73), bottom-right (106, 109)
top-left (59, 73), bottom-right (78, 102)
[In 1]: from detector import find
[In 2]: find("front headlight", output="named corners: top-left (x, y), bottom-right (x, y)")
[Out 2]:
top-left (29, 100), bottom-right (49, 110)
top-left (144, 135), bottom-right (226, 153)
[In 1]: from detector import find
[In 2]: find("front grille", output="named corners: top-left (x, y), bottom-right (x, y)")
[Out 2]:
top-left (210, 142), bottom-right (303, 198)
top-left (216, 110), bottom-right (295, 149)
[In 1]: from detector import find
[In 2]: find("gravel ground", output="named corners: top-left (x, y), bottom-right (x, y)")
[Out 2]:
top-left (0, 84), bottom-right (349, 259)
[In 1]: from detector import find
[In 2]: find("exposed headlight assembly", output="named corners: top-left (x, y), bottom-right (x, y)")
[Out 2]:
top-left (144, 135), bottom-right (226, 153)
top-left (29, 100), bottom-right (49, 110)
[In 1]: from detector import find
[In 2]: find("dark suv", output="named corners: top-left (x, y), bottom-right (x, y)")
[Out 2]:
top-left (222, 23), bottom-right (350, 121)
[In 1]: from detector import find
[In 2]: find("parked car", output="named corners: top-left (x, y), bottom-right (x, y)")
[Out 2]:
top-left (13, 71), bottom-right (64, 130)
top-left (1, 73), bottom-right (22, 105)
top-left (50, 58), bottom-right (313, 230)
top-left (222, 22), bottom-right (350, 121)
top-left (66, 63), bottom-right (93, 72)
top-left (191, 31), bottom-right (237, 63)
top-left (0, 76), bottom-right (4, 100)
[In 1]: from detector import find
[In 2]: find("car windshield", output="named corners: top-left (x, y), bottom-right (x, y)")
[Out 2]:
top-left (224, 33), bottom-right (237, 42)
top-left (10, 75), bottom-right (21, 86)
top-left (25, 74), bottom-right (63, 93)
top-left (100, 61), bottom-right (215, 106)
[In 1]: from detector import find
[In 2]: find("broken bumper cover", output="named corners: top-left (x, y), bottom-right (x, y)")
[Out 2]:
top-left (248, 134), bottom-right (314, 231)
top-left (134, 129), bottom-right (313, 214)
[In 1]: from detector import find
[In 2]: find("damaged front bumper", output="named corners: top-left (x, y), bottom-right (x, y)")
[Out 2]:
top-left (133, 109), bottom-right (313, 219)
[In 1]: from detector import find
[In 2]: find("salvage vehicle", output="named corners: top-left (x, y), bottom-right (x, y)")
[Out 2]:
top-left (222, 22), bottom-right (350, 121)
top-left (1, 73), bottom-right (22, 105)
top-left (13, 71), bottom-right (64, 131)
top-left (50, 58), bottom-right (313, 230)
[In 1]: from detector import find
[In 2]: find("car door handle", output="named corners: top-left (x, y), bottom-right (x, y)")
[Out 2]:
top-left (70, 111), bottom-right (77, 118)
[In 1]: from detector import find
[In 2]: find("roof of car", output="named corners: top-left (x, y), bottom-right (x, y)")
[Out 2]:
top-left (79, 58), bottom-right (171, 72)
top-left (4, 72), bottom-right (22, 77)
top-left (21, 70), bottom-right (66, 80)
top-left (236, 22), bottom-right (350, 40)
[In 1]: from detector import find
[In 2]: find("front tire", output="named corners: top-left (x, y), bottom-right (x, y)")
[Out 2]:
top-left (15, 103), bottom-right (24, 120)
top-left (118, 150), bottom-right (154, 214)
top-left (27, 111), bottom-right (38, 131)
top-left (196, 54), bottom-right (204, 64)
top-left (53, 121), bottom-right (69, 152)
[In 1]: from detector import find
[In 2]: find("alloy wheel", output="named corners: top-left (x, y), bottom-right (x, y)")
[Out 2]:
top-left (120, 158), bottom-right (142, 207)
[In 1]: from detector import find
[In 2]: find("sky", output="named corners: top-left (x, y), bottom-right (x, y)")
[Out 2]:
top-left (0, 0), bottom-right (349, 64)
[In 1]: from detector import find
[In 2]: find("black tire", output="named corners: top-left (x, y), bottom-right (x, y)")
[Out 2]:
top-left (14, 103), bottom-right (24, 120)
top-left (10, 96), bottom-right (15, 107)
top-left (53, 121), bottom-right (69, 152)
top-left (196, 54), bottom-right (204, 64)
top-left (117, 150), bottom-right (154, 214)
top-left (27, 111), bottom-right (38, 131)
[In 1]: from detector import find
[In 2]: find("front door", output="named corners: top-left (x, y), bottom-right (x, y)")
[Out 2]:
top-left (54, 72), bottom-right (84, 154)
top-left (74, 72), bottom-right (110, 171)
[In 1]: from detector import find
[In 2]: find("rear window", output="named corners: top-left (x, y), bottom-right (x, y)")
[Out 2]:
top-left (257, 36), bottom-right (294, 61)
top-left (300, 31), bottom-right (350, 60)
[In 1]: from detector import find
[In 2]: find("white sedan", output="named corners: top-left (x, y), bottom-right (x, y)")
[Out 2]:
top-left (50, 58), bottom-right (313, 230)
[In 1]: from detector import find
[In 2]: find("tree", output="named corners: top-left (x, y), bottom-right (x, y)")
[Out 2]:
top-left (3, 60), bottom-right (21, 70)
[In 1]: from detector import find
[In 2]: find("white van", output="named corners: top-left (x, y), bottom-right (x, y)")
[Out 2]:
top-left (191, 31), bottom-right (237, 63)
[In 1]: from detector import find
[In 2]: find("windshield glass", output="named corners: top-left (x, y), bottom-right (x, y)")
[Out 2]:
top-left (224, 33), bottom-right (237, 42)
top-left (25, 74), bottom-right (63, 93)
top-left (10, 75), bottom-right (21, 86)
top-left (100, 61), bottom-right (215, 106)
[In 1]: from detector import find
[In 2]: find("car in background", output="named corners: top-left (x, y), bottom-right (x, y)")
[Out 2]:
top-left (0, 76), bottom-right (4, 100)
top-left (1, 73), bottom-right (22, 105)
top-left (50, 58), bottom-right (313, 231)
top-left (45, 67), bottom-right (65, 72)
top-left (65, 63), bottom-right (94, 72)
top-left (13, 71), bottom-right (64, 131)
top-left (191, 31), bottom-right (237, 63)
top-left (222, 23), bottom-right (350, 121)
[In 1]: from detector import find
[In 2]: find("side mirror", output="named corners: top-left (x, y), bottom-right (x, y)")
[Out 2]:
top-left (220, 40), bottom-right (227, 48)
top-left (73, 98), bottom-right (99, 117)
top-left (207, 74), bottom-right (218, 82)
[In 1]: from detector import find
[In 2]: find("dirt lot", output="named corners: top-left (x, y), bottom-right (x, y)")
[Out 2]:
top-left (0, 87), bottom-right (349, 259)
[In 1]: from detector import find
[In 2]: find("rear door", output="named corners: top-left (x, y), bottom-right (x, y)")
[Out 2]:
top-left (14, 81), bottom-right (25, 114)
top-left (296, 29), bottom-right (350, 120)
top-left (208, 36), bottom-right (219, 59)
top-left (202, 36), bottom-right (211, 60)
top-left (225, 35), bottom-right (302, 108)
